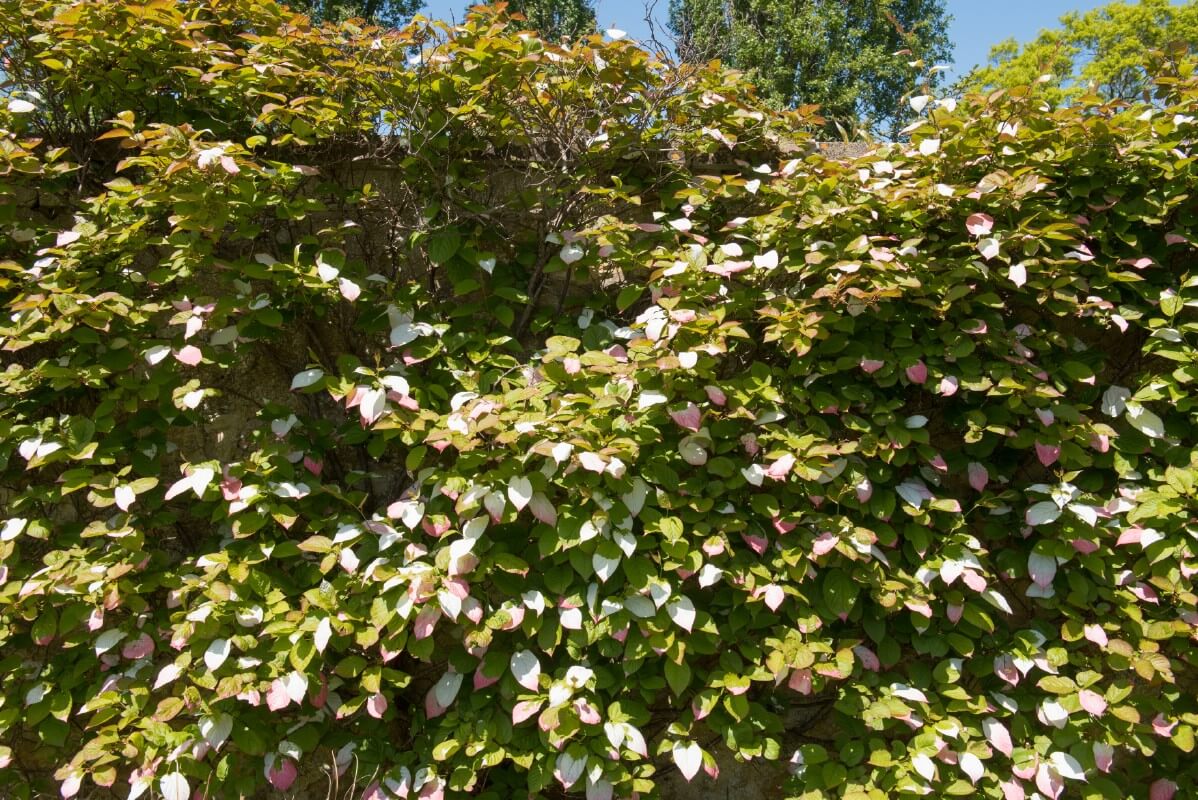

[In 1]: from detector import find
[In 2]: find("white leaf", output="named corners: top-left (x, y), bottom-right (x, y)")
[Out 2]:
top-left (896, 480), bottom-right (925, 509)
top-left (154, 663), bottom-right (182, 690)
top-left (666, 596), bottom-right (696, 632)
top-left (753, 250), bottom-right (779, 270)
top-left (93, 629), bottom-right (125, 656)
top-left (555, 751), bottom-right (587, 788)
top-left (144, 345), bottom-right (172, 366)
top-left (891, 684), bottom-right (928, 703)
top-left (8, 98), bottom-right (36, 114)
top-left (959, 752), bottom-right (984, 784)
top-left (1125, 402), bottom-right (1164, 439)
top-left (1069, 503), bottom-right (1098, 526)
top-left (1009, 262), bottom-right (1027, 287)
top-left (316, 254), bottom-right (339, 281)
top-left (380, 375), bottom-right (409, 395)
top-left (919, 138), bottom-right (940, 156)
top-left (560, 242), bottom-right (585, 264)
top-left (507, 476), bottom-right (533, 511)
top-left (1102, 386), bottom-right (1130, 417)
top-left (433, 671), bottom-right (464, 708)
top-left (622, 477), bottom-right (649, 515)
top-left (1049, 751), bottom-right (1086, 781)
top-left (190, 467), bottom-right (215, 497)
top-left (912, 753), bottom-right (936, 781)
top-left (741, 463), bottom-right (765, 486)
top-left (290, 369), bottom-right (324, 390)
top-left (983, 588), bottom-right (1015, 614)
top-left (390, 323), bottom-right (418, 348)
top-left (909, 94), bottom-right (931, 112)
top-left (314, 617), bottom-right (333, 653)
top-left (204, 638), bottom-right (230, 671)
top-left (698, 563), bottom-right (723, 588)
top-left (200, 714), bottom-right (233, 750)
top-left (638, 390), bottom-right (668, 409)
top-left (159, 772), bottom-right (189, 800)
top-left (623, 595), bottom-right (655, 618)
top-left (284, 671), bottom-right (309, 703)
top-left (511, 650), bottom-right (541, 691)
top-left (678, 436), bottom-right (707, 465)
top-left (593, 552), bottom-right (620, 582)
top-left (1, 518), bottom-right (27, 542)
top-left (672, 741), bottom-right (703, 781)
top-left (1026, 501), bottom-right (1061, 526)
top-left (1028, 551), bottom-right (1057, 587)
top-left (978, 237), bottom-right (1000, 260)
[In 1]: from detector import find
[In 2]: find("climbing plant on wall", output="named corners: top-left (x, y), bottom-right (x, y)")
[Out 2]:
top-left (1, 2), bottom-right (1196, 799)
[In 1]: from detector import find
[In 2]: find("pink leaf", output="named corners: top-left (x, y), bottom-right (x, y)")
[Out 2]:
top-left (994, 654), bottom-right (1020, 686)
top-left (762, 584), bottom-right (784, 611)
top-left (966, 213), bottom-right (994, 236)
top-left (1035, 764), bottom-right (1064, 800)
top-left (174, 345), bottom-right (203, 366)
top-left (704, 385), bottom-right (727, 406)
top-left (939, 375), bottom-right (959, 396)
top-left (268, 760), bottom-right (297, 791)
top-left (766, 454), bottom-right (795, 480)
top-left (474, 664), bottom-right (500, 690)
top-left (669, 403), bottom-right (701, 431)
top-left (121, 633), bottom-right (154, 660)
top-left (1035, 442), bottom-right (1060, 467)
top-left (967, 462), bottom-right (989, 492)
top-left (512, 699), bottom-right (543, 724)
top-left (1093, 743), bottom-right (1114, 772)
top-left (1083, 624), bottom-right (1108, 647)
top-left (266, 679), bottom-right (290, 711)
top-left (983, 717), bottom-right (1013, 756)
top-left (852, 645), bottom-right (880, 671)
top-left (366, 692), bottom-right (387, 719)
top-left (788, 668), bottom-right (812, 694)
top-left (339, 277), bottom-right (361, 301)
top-left (412, 607), bottom-right (440, 640)
top-left (741, 533), bottom-right (768, 555)
top-left (905, 361), bottom-right (927, 384)
top-left (860, 358), bottom-right (885, 374)
top-left (1000, 779), bottom-right (1026, 800)
top-left (1150, 780), bottom-right (1177, 800)
top-left (812, 532), bottom-right (839, 556)
top-left (1078, 689), bottom-right (1107, 716)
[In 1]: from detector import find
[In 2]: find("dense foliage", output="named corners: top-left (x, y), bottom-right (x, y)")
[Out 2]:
top-left (286, 0), bottom-right (424, 28)
top-left (961, 0), bottom-right (1198, 104)
top-left (2, 2), bottom-right (1197, 800)
top-left (667, 0), bottom-right (952, 137)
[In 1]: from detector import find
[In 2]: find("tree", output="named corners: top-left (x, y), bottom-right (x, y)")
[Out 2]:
top-left (961, 0), bottom-right (1198, 103)
top-left (667, 0), bottom-right (952, 137)
top-left (499, 0), bottom-right (596, 40)
top-left (288, 0), bottom-right (423, 27)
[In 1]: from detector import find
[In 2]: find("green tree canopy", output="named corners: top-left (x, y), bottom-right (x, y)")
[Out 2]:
top-left (499, 0), bottom-right (596, 39)
top-left (961, 0), bottom-right (1198, 103)
top-left (667, 0), bottom-right (952, 137)
top-left (288, 0), bottom-right (423, 27)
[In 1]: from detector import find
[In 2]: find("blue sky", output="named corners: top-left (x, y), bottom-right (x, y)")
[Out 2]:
top-left (415, 0), bottom-right (1135, 80)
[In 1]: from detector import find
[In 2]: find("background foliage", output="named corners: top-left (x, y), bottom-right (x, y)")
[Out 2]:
top-left (667, 0), bottom-right (952, 136)
top-left (961, 0), bottom-right (1198, 104)
top-left (1, 2), bottom-right (1197, 800)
